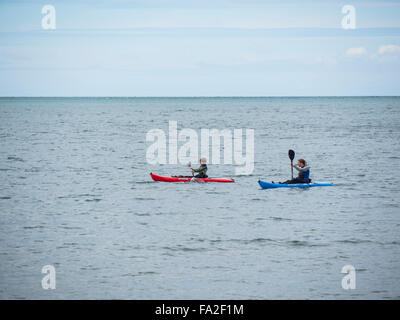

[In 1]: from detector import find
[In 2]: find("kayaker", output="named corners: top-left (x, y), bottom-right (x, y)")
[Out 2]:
top-left (280, 158), bottom-right (310, 184)
top-left (191, 157), bottom-right (208, 178)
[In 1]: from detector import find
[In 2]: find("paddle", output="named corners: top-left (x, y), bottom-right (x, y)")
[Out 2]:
top-left (188, 161), bottom-right (194, 178)
top-left (288, 149), bottom-right (295, 179)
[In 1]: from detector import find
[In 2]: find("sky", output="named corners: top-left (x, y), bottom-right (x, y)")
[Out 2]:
top-left (0, 0), bottom-right (400, 96)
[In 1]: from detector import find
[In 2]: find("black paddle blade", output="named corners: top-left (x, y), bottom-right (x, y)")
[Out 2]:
top-left (288, 149), bottom-right (295, 161)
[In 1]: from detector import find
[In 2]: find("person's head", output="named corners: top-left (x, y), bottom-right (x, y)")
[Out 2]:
top-left (200, 157), bottom-right (207, 165)
top-left (298, 158), bottom-right (306, 167)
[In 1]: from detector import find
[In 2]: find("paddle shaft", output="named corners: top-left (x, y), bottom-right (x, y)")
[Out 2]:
top-left (291, 160), bottom-right (294, 179)
top-left (187, 161), bottom-right (194, 177)
top-left (288, 149), bottom-right (295, 180)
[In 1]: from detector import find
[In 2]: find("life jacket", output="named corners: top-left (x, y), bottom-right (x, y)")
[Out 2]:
top-left (300, 169), bottom-right (310, 182)
top-left (198, 164), bottom-right (207, 173)
top-left (195, 164), bottom-right (208, 178)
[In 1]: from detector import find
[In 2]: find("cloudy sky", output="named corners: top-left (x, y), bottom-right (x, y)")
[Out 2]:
top-left (0, 0), bottom-right (399, 96)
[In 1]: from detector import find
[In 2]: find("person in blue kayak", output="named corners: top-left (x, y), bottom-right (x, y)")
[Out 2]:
top-left (191, 157), bottom-right (208, 178)
top-left (280, 158), bottom-right (311, 184)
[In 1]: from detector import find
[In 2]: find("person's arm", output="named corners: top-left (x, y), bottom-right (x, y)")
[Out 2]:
top-left (193, 165), bottom-right (207, 173)
top-left (293, 164), bottom-right (310, 172)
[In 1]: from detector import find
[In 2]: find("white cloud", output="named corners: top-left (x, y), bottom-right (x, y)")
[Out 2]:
top-left (346, 47), bottom-right (367, 56)
top-left (378, 44), bottom-right (400, 55)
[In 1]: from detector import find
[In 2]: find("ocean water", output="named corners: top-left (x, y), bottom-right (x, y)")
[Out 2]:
top-left (0, 97), bottom-right (399, 299)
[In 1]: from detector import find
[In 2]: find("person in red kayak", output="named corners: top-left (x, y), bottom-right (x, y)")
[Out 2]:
top-left (191, 157), bottom-right (208, 178)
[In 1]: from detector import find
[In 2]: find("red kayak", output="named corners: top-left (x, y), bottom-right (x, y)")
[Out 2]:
top-left (150, 173), bottom-right (235, 183)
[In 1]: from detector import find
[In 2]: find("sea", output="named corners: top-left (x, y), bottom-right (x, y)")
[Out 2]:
top-left (0, 97), bottom-right (399, 299)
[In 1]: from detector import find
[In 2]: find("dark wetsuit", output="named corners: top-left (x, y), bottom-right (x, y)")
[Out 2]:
top-left (282, 164), bottom-right (310, 184)
top-left (193, 164), bottom-right (208, 178)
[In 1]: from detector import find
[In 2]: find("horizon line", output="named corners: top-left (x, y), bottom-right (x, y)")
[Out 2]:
top-left (0, 96), bottom-right (399, 98)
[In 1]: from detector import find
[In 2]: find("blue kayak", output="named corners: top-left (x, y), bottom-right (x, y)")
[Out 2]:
top-left (258, 180), bottom-right (333, 189)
